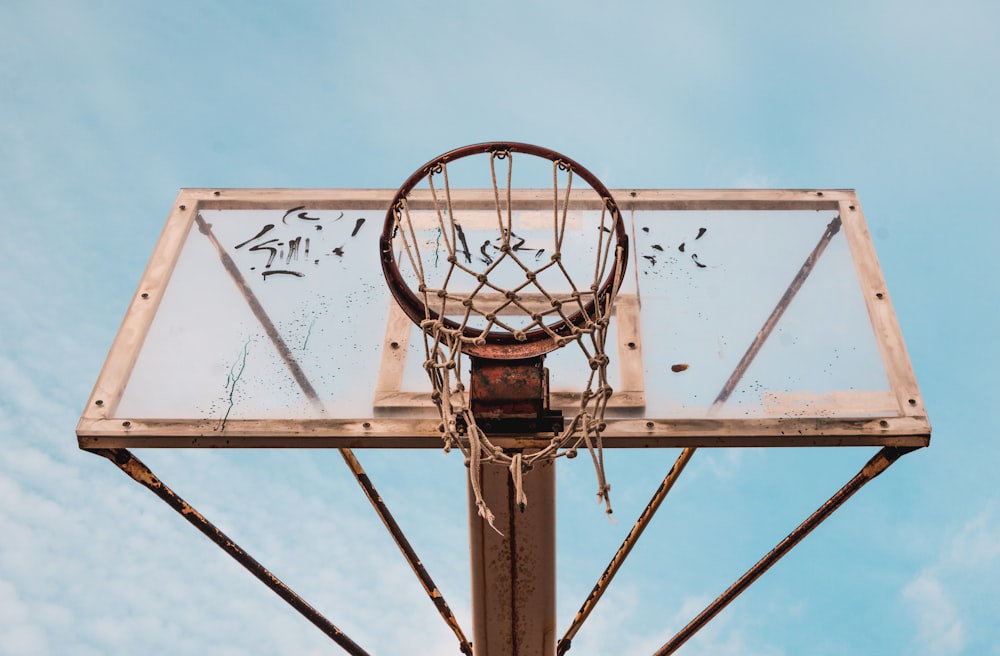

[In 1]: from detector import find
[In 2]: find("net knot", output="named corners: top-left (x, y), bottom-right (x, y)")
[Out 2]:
top-left (589, 354), bottom-right (610, 370)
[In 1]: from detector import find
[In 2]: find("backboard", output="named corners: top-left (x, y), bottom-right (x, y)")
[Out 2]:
top-left (77, 187), bottom-right (929, 450)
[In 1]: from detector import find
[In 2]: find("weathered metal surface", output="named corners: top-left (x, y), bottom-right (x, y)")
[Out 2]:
top-left (469, 459), bottom-right (556, 656)
top-left (471, 357), bottom-right (546, 419)
top-left (468, 356), bottom-right (564, 434)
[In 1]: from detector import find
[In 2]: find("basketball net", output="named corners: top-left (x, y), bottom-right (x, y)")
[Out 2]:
top-left (384, 146), bottom-right (626, 529)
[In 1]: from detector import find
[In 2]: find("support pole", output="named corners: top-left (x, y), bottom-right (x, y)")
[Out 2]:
top-left (469, 458), bottom-right (556, 656)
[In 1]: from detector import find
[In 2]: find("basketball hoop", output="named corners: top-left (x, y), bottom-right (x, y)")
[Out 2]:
top-left (380, 142), bottom-right (628, 525)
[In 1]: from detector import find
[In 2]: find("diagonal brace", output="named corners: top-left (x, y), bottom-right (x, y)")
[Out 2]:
top-left (89, 447), bottom-right (371, 656)
top-left (651, 445), bottom-right (919, 656)
top-left (557, 447), bottom-right (695, 655)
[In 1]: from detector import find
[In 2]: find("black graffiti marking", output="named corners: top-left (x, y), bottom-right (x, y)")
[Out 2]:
top-left (643, 255), bottom-right (657, 265)
top-left (696, 227), bottom-right (707, 240)
top-left (281, 206), bottom-right (305, 223)
top-left (509, 231), bottom-right (526, 251)
top-left (282, 206), bottom-right (322, 224)
top-left (678, 242), bottom-right (686, 253)
top-left (235, 224), bottom-right (276, 250)
top-left (332, 246), bottom-right (345, 257)
top-left (249, 239), bottom-right (280, 268)
top-left (692, 253), bottom-right (707, 268)
top-left (651, 244), bottom-right (664, 251)
top-left (262, 270), bottom-right (306, 278)
top-left (479, 240), bottom-right (494, 266)
top-left (535, 248), bottom-right (545, 259)
top-left (351, 217), bottom-right (366, 237)
top-left (454, 223), bottom-right (472, 263)
top-left (286, 237), bottom-right (302, 264)
top-left (641, 226), bottom-right (650, 233)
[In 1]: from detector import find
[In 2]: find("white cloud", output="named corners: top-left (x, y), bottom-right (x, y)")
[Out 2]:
top-left (901, 502), bottom-right (1000, 656)
top-left (902, 573), bottom-right (964, 656)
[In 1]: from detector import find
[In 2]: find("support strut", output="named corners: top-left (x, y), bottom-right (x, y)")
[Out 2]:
top-left (90, 448), bottom-right (371, 655)
top-left (651, 446), bottom-right (917, 656)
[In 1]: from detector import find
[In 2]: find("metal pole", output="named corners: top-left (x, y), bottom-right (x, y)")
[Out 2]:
top-left (469, 458), bottom-right (556, 656)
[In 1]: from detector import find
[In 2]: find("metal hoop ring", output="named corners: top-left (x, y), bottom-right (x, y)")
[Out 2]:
top-left (380, 142), bottom-right (628, 359)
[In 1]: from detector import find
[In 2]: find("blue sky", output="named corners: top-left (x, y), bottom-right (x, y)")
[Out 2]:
top-left (2, 1), bottom-right (998, 654)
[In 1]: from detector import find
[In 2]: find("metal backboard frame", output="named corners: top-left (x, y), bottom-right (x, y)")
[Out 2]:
top-left (77, 188), bottom-right (929, 450)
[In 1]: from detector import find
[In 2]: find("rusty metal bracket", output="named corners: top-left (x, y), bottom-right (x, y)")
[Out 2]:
top-left (88, 447), bottom-right (371, 655)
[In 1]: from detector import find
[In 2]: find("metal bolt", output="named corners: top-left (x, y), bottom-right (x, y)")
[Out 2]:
top-left (879, 420), bottom-right (889, 428)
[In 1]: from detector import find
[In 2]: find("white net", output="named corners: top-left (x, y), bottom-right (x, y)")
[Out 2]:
top-left (383, 145), bottom-right (627, 527)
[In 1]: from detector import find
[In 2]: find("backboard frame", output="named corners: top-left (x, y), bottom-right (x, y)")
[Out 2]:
top-left (77, 188), bottom-right (930, 451)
